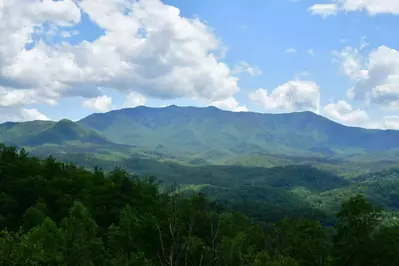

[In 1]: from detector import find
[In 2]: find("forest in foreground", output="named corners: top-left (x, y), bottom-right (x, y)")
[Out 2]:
top-left (1, 144), bottom-right (399, 266)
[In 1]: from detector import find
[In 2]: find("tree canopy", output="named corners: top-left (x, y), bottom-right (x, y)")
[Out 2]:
top-left (1, 144), bottom-right (398, 265)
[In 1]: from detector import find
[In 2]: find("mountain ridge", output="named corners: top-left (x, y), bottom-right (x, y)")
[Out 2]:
top-left (77, 105), bottom-right (399, 157)
top-left (2, 105), bottom-right (399, 163)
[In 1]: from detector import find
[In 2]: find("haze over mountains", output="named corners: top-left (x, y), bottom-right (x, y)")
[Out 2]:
top-left (2, 105), bottom-right (399, 161)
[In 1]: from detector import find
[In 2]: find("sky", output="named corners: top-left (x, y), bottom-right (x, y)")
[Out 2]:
top-left (0, 0), bottom-right (399, 129)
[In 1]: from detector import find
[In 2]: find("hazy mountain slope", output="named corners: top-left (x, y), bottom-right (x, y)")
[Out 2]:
top-left (0, 119), bottom-right (143, 160)
top-left (0, 119), bottom-right (112, 147)
top-left (0, 120), bottom-right (54, 142)
top-left (77, 105), bottom-right (399, 158)
top-left (4, 105), bottom-right (399, 165)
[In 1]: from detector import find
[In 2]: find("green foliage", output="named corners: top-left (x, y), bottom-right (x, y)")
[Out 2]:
top-left (4, 106), bottom-right (399, 170)
top-left (22, 203), bottom-right (46, 232)
top-left (77, 106), bottom-right (399, 157)
top-left (1, 144), bottom-right (399, 265)
top-left (60, 201), bottom-right (103, 266)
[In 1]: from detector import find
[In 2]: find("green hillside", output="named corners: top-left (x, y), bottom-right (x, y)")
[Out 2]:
top-left (3, 144), bottom-right (399, 265)
top-left (0, 119), bottom-right (110, 146)
top-left (0, 120), bottom-right (54, 142)
top-left (3, 106), bottom-right (399, 182)
top-left (13, 119), bottom-right (112, 146)
top-left (3, 106), bottom-right (399, 168)
top-left (0, 119), bottom-right (140, 159)
top-left (78, 106), bottom-right (399, 161)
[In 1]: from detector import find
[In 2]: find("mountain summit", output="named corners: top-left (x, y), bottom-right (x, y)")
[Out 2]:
top-left (75, 106), bottom-right (399, 158)
top-left (2, 106), bottom-right (399, 160)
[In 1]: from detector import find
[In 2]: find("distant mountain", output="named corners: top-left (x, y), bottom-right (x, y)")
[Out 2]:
top-left (0, 119), bottom-right (139, 159)
top-left (3, 105), bottom-right (399, 163)
top-left (77, 105), bottom-right (399, 159)
top-left (0, 119), bottom-right (111, 147)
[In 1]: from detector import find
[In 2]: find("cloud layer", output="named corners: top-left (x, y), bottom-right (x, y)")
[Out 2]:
top-left (0, 0), bottom-right (241, 119)
top-left (310, 0), bottom-right (399, 17)
top-left (335, 46), bottom-right (399, 109)
top-left (323, 100), bottom-right (369, 127)
top-left (249, 80), bottom-right (320, 113)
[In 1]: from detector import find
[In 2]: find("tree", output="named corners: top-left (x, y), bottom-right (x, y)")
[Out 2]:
top-left (333, 195), bottom-right (382, 266)
top-left (60, 201), bottom-right (104, 266)
top-left (275, 218), bottom-right (331, 266)
top-left (22, 200), bottom-right (48, 232)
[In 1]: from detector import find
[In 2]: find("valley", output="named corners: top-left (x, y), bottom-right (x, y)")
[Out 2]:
top-left (2, 105), bottom-right (399, 221)
top-left (2, 106), bottom-right (399, 265)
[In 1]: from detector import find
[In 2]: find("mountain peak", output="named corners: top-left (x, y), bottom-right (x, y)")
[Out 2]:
top-left (57, 118), bottom-right (74, 124)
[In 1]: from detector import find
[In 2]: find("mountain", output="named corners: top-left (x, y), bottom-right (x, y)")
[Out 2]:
top-left (3, 105), bottom-right (399, 166)
top-left (77, 105), bottom-right (399, 160)
top-left (0, 119), bottom-right (140, 159)
top-left (0, 119), bottom-right (111, 147)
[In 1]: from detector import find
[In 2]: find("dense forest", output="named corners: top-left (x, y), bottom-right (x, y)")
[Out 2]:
top-left (1, 143), bottom-right (399, 265)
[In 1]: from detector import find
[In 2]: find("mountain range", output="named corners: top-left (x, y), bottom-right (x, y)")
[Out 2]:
top-left (2, 105), bottom-right (399, 163)
top-left (2, 105), bottom-right (399, 219)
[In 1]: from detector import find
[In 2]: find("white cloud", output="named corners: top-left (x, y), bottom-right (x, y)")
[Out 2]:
top-left (248, 80), bottom-right (320, 113)
top-left (232, 61), bottom-right (262, 76)
top-left (310, 1), bottom-right (399, 17)
top-left (307, 49), bottom-right (316, 57)
top-left (0, 0), bottom-right (241, 114)
top-left (333, 47), bottom-right (368, 81)
top-left (382, 116), bottom-right (399, 130)
top-left (59, 29), bottom-right (79, 38)
top-left (82, 95), bottom-right (112, 112)
top-left (20, 108), bottom-right (50, 121)
top-left (211, 97), bottom-right (248, 112)
top-left (340, 0), bottom-right (399, 15)
top-left (336, 46), bottom-right (399, 108)
top-left (123, 92), bottom-right (147, 108)
top-left (286, 48), bottom-right (297, 54)
top-left (0, 107), bottom-right (49, 122)
top-left (323, 100), bottom-right (369, 126)
top-left (322, 100), bottom-right (399, 130)
top-left (308, 4), bottom-right (338, 17)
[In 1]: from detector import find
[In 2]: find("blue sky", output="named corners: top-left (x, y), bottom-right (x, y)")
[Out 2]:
top-left (1, 0), bottom-right (399, 129)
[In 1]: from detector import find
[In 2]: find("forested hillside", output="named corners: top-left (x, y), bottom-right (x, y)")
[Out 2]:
top-left (78, 106), bottom-right (399, 157)
top-left (1, 144), bottom-right (399, 265)
top-left (4, 106), bottom-right (399, 164)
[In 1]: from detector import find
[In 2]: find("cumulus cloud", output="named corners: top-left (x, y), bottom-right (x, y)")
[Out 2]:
top-left (123, 92), bottom-right (147, 108)
top-left (248, 80), bottom-right (320, 113)
top-left (0, 0), bottom-right (240, 113)
top-left (0, 107), bottom-right (49, 122)
top-left (323, 100), bottom-right (369, 126)
top-left (308, 4), bottom-right (338, 17)
top-left (82, 95), bottom-right (112, 112)
top-left (20, 108), bottom-right (50, 121)
top-left (310, 0), bottom-right (399, 17)
top-left (307, 49), bottom-right (316, 57)
top-left (232, 61), bottom-right (262, 76)
top-left (335, 46), bottom-right (399, 108)
top-left (322, 100), bottom-right (399, 130)
top-left (382, 116), bottom-right (399, 130)
top-left (333, 47), bottom-right (368, 81)
top-left (211, 97), bottom-right (248, 112)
